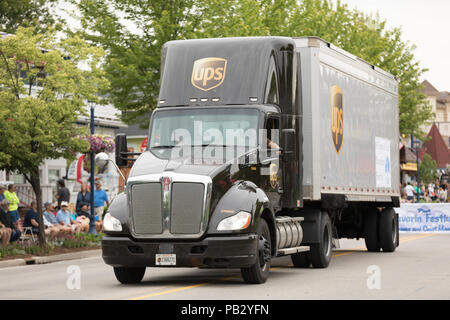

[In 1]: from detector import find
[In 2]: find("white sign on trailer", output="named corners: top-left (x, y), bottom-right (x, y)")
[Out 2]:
top-left (375, 137), bottom-right (391, 188)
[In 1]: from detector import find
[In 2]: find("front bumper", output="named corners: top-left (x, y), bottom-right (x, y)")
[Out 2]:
top-left (102, 234), bottom-right (258, 268)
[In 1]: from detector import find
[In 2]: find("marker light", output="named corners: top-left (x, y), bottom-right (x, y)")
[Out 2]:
top-left (190, 98), bottom-right (198, 102)
top-left (200, 98), bottom-right (208, 102)
top-left (159, 99), bottom-right (166, 104)
top-left (103, 212), bottom-right (122, 232)
top-left (217, 211), bottom-right (252, 231)
top-left (211, 98), bottom-right (220, 102)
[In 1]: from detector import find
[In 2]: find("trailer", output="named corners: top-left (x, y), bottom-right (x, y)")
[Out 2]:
top-left (100, 36), bottom-right (400, 284)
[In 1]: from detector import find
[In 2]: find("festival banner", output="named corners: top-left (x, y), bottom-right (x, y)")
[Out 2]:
top-left (395, 203), bottom-right (450, 232)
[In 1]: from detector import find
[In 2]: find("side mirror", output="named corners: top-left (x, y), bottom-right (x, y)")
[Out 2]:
top-left (95, 152), bottom-right (127, 183)
top-left (282, 129), bottom-right (295, 154)
top-left (95, 152), bottom-right (109, 171)
top-left (115, 134), bottom-right (128, 166)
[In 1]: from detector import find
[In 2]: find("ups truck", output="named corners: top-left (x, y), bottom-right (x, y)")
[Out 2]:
top-left (101, 37), bottom-right (400, 284)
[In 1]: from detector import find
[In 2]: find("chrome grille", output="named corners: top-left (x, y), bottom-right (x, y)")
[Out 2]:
top-left (170, 182), bottom-right (205, 234)
top-left (128, 173), bottom-right (211, 239)
top-left (131, 182), bottom-right (162, 234)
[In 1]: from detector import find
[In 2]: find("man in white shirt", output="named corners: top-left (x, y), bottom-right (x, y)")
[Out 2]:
top-left (404, 182), bottom-right (416, 202)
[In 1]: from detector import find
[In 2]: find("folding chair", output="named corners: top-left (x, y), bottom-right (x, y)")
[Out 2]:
top-left (18, 218), bottom-right (37, 243)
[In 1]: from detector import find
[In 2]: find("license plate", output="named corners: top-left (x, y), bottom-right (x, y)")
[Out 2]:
top-left (155, 254), bottom-right (176, 266)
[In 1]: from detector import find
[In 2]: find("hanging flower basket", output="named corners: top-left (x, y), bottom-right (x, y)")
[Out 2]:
top-left (81, 134), bottom-right (115, 154)
top-left (80, 135), bottom-right (115, 173)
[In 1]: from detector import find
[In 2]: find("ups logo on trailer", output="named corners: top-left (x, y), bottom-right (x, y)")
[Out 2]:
top-left (191, 57), bottom-right (227, 91)
top-left (330, 85), bottom-right (344, 154)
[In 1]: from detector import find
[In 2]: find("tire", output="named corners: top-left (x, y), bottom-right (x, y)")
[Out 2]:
top-left (364, 208), bottom-right (380, 252)
top-left (291, 252), bottom-right (311, 268)
top-left (113, 267), bottom-right (146, 284)
top-left (309, 212), bottom-right (332, 268)
top-left (379, 208), bottom-right (398, 252)
top-left (241, 219), bottom-right (271, 284)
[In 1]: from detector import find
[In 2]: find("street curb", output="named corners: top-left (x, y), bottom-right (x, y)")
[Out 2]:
top-left (0, 259), bottom-right (27, 268)
top-left (32, 249), bottom-right (101, 264)
top-left (0, 249), bottom-right (101, 268)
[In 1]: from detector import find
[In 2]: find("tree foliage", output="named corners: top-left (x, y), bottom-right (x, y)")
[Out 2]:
top-left (72, 0), bottom-right (432, 135)
top-left (419, 153), bottom-right (438, 185)
top-left (0, 0), bottom-right (61, 34)
top-left (0, 27), bottom-right (109, 244)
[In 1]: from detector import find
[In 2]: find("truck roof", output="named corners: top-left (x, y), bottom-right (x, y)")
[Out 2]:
top-left (293, 36), bottom-right (397, 82)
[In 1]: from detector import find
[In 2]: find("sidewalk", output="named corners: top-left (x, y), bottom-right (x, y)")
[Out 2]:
top-left (0, 249), bottom-right (101, 269)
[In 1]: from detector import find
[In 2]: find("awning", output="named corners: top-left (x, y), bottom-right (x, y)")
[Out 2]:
top-left (401, 162), bottom-right (417, 172)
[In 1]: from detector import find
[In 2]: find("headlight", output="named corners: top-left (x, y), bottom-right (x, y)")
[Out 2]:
top-left (103, 212), bottom-right (122, 232)
top-left (217, 211), bottom-right (252, 231)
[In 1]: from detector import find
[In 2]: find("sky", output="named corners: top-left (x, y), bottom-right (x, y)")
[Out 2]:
top-left (57, 0), bottom-right (450, 92)
top-left (338, 0), bottom-right (450, 92)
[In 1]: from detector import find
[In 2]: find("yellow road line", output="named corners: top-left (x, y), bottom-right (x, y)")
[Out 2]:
top-left (400, 233), bottom-right (434, 243)
top-left (129, 233), bottom-right (435, 300)
top-left (130, 282), bottom-right (213, 300)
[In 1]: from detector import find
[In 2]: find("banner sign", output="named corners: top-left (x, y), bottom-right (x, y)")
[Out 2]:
top-left (395, 203), bottom-right (450, 232)
top-left (67, 154), bottom-right (85, 184)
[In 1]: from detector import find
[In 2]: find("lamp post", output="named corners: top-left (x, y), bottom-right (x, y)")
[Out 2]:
top-left (412, 136), bottom-right (421, 202)
top-left (89, 101), bottom-right (97, 235)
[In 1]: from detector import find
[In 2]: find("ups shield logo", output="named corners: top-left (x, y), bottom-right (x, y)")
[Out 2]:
top-left (191, 57), bottom-right (227, 91)
top-left (330, 85), bottom-right (343, 154)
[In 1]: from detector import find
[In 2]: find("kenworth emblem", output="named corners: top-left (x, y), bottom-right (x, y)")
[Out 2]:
top-left (162, 176), bottom-right (171, 191)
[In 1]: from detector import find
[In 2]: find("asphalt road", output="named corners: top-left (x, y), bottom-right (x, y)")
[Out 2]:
top-left (0, 233), bottom-right (449, 300)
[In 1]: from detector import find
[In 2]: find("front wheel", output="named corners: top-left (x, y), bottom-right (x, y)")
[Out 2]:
top-left (241, 219), bottom-right (271, 284)
top-left (113, 267), bottom-right (146, 284)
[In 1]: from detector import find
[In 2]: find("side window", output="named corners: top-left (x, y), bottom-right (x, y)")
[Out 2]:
top-left (265, 57), bottom-right (279, 105)
top-left (266, 117), bottom-right (280, 151)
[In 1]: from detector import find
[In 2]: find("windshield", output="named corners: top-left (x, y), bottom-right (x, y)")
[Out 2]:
top-left (149, 108), bottom-right (260, 149)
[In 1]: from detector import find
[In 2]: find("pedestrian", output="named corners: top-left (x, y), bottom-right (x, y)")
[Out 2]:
top-left (424, 189), bottom-right (432, 203)
top-left (74, 204), bottom-right (90, 233)
top-left (439, 186), bottom-right (447, 203)
top-left (43, 202), bottom-right (68, 237)
top-left (4, 184), bottom-right (20, 224)
top-left (404, 182), bottom-right (416, 202)
top-left (76, 182), bottom-right (91, 213)
top-left (24, 200), bottom-right (53, 239)
top-left (0, 184), bottom-right (6, 203)
top-left (0, 199), bottom-right (21, 243)
top-left (56, 201), bottom-right (80, 234)
top-left (93, 180), bottom-right (109, 221)
top-left (53, 179), bottom-right (70, 210)
top-left (24, 201), bottom-right (40, 235)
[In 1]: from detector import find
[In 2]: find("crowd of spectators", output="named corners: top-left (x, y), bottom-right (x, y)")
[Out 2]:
top-left (0, 180), bottom-right (108, 246)
top-left (401, 179), bottom-right (450, 203)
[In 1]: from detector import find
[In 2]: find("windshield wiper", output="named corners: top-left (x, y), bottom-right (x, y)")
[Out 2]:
top-left (150, 145), bottom-right (177, 149)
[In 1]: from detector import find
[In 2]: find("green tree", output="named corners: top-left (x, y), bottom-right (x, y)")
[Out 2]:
top-left (0, 0), bottom-right (61, 34)
top-left (419, 154), bottom-right (438, 185)
top-left (0, 27), bottom-right (109, 245)
top-left (72, 0), bottom-right (432, 136)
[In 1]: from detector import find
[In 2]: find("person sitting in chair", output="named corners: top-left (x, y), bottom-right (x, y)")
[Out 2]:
top-left (24, 201), bottom-right (53, 239)
top-left (0, 199), bottom-right (21, 243)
